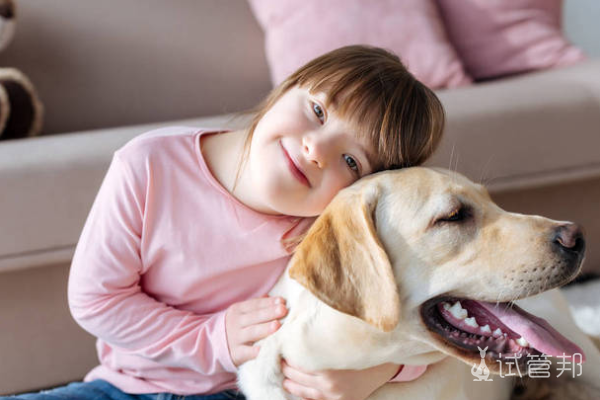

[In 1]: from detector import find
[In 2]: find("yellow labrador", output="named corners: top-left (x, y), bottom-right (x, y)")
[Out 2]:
top-left (237, 168), bottom-right (600, 400)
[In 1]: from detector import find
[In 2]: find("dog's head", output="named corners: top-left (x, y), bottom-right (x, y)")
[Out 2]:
top-left (288, 167), bottom-right (586, 373)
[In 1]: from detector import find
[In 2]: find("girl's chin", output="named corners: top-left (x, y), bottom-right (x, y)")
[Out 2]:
top-left (257, 181), bottom-right (321, 216)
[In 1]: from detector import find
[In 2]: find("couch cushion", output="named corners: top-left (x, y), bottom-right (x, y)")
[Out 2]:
top-left (0, 0), bottom-right (270, 135)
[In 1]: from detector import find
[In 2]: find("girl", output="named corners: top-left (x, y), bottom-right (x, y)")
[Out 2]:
top-left (9, 45), bottom-right (444, 400)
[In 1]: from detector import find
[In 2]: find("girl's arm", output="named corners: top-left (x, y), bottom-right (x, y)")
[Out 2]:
top-left (69, 153), bottom-right (236, 374)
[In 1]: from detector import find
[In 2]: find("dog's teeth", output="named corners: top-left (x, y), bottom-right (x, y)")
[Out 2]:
top-left (516, 337), bottom-right (530, 347)
top-left (480, 325), bottom-right (492, 334)
top-left (464, 317), bottom-right (479, 328)
top-left (492, 328), bottom-right (504, 338)
top-left (443, 302), bottom-right (451, 311)
top-left (449, 301), bottom-right (468, 320)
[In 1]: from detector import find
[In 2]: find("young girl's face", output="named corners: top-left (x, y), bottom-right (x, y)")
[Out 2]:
top-left (247, 86), bottom-right (376, 217)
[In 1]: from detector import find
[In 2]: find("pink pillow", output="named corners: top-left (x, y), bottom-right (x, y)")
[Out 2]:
top-left (436, 0), bottom-right (586, 80)
top-left (248, 0), bottom-right (472, 89)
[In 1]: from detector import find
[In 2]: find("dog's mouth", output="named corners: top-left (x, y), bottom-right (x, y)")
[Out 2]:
top-left (421, 297), bottom-right (585, 371)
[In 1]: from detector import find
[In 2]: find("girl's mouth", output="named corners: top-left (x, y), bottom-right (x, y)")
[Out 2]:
top-left (280, 141), bottom-right (310, 187)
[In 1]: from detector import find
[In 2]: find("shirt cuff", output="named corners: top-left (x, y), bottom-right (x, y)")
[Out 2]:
top-left (214, 309), bottom-right (238, 373)
top-left (389, 364), bottom-right (427, 382)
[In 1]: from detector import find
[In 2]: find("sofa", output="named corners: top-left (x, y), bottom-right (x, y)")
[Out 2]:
top-left (0, 0), bottom-right (599, 395)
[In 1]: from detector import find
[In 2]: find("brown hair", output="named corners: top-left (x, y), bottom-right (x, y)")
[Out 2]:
top-left (236, 45), bottom-right (445, 185)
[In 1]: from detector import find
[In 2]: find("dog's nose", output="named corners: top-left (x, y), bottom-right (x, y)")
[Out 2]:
top-left (552, 223), bottom-right (585, 256)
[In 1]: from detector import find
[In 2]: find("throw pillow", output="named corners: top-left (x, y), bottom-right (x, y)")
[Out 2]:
top-left (248, 0), bottom-right (472, 89)
top-left (436, 0), bottom-right (586, 80)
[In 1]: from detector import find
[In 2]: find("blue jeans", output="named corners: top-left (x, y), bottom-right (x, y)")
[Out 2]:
top-left (1, 380), bottom-right (246, 400)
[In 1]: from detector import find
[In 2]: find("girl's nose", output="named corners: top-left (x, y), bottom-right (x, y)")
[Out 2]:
top-left (302, 134), bottom-right (332, 168)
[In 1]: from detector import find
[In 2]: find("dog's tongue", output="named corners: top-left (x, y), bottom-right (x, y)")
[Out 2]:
top-left (478, 301), bottom-right (585, 360)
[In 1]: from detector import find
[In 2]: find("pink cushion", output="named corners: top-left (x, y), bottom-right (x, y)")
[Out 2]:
top-left (436, 0), bottom-right (586, 80)
top-left (248, 0), bottom-right (472, 89)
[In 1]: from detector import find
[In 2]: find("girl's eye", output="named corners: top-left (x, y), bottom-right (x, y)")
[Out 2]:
top-left (312, 102), bottom-right (325, 123)
top-left (344, 154), bottom-right (359, 174)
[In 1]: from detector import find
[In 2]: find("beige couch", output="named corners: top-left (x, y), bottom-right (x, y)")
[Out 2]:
top-left (1, 0), bottom-right (599, 395)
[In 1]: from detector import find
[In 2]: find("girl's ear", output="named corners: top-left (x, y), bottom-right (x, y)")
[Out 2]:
top-left (288, 183), bottom-right (400, 332)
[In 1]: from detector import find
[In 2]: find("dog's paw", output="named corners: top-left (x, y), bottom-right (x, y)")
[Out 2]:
top-left (238, 360), bottom-right (290, 400)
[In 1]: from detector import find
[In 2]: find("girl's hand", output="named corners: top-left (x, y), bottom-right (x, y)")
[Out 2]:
top-left (281, 360), bottom-right (399, 400)
top-left (225, 296), bottom-right (288, 367)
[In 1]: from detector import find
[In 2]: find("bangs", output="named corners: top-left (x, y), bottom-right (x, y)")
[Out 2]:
top-left (305, 75), bottom-right (403, 172)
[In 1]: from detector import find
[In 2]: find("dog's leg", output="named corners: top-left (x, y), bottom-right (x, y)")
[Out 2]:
top-left (237, 329), bottom-right (291, 400)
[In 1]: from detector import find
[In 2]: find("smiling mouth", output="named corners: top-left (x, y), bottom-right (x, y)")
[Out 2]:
top-left (280, 141), bottom-right (310, 187)
top-left (420, 296), bottom-right (584, 370)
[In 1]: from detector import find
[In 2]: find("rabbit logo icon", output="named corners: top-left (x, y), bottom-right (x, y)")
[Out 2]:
top-left (471, 346), bottom-right (493, 381)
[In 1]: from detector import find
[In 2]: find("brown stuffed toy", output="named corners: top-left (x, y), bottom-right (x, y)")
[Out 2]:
top-left (0, 0), bottom-right (43, 140)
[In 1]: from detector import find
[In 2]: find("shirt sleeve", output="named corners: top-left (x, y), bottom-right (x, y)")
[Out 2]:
top-left (68, 152), bottom-right (237, 374)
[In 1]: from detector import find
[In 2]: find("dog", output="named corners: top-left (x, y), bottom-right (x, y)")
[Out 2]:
top-left (237, 167), bottom-right (600, 400)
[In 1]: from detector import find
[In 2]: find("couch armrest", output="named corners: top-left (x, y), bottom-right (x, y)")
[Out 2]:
top-left (428, 59), bottom-right (600, 192)
top-left (0, 114), bottom-right (243, 273)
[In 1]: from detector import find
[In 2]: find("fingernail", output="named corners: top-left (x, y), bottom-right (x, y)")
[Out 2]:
top-left (274, 297), bottom-right (284, 304)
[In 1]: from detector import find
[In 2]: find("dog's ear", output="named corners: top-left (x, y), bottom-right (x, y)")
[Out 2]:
top-left (289, 183), bottom-right (400, 332)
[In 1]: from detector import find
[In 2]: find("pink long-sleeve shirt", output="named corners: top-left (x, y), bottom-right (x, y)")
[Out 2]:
top-left (68, 126), bottom-right (425, 395)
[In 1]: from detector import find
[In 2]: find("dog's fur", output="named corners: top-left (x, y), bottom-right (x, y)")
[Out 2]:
top-left (238, 168), bottom-right (600, 400)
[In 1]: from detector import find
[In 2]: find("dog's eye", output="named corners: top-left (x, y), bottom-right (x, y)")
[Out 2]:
top-left (437, 207), bottom-right (469, 224)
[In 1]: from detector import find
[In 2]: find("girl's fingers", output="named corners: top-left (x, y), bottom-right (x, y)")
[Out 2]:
top-left (234, 345), bottom-right (261, 365)
top-left (282, 360), bottom-right (317, 385)
top-left (240, 319), bottom-right (281, 343)
top-left (238, 303), bottom-right (287, 328)
top-left (282, 378), bottom-right (322, 400)
top-left (236, 296), bottom-right (285, 314)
